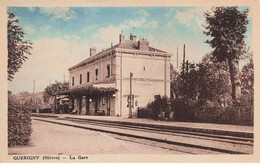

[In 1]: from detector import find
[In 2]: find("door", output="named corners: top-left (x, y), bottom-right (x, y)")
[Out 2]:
top-left (94, 98), bottom-right (98, 113)
top-left (86, 98), bottom-right (90, 115)
top-left (107, 96), bottom-right (110, 116)
top-left (78, 96), bottom-right (82, 114)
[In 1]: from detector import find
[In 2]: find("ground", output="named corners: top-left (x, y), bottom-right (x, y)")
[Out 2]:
top-left (9, 120), bottom-right (183, 154)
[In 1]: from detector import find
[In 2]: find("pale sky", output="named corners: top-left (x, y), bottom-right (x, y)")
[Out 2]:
top-left (7, 7), bottom-right (252, 94)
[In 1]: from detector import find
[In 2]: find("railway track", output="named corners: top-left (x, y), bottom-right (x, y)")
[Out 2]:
top-left (32, 115), bottom-right (253, 154)
top-left (65, 117), bottom-right (253, 144)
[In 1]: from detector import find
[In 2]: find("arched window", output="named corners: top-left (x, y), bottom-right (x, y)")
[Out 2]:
top-left (87, 72), bottom-right (90, 83)
top-left (80, 74), bottom-right (82, 84)
top-left (107, 63), bottom-right (111, 78)
top-left (95, 68), bottom-right (98, 81)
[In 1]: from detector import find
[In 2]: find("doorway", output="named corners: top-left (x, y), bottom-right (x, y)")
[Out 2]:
top-left (107, 96), bottom-right (110, 116)
top-left (78, 96), bottom-right (82, 114)
top-left (94, 98), bottom-right (98, 114)
top-left (86, 98), bottom-right (90, 115)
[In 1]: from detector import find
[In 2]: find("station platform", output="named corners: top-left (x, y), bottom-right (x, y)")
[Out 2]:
top-left (32, 113), bottom-right (254, 138)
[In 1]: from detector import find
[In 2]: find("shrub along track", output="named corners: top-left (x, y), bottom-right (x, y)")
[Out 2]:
top-left (32, 115), bottom-right (253, 154)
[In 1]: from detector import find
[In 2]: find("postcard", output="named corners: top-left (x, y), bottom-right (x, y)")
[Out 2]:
top-left (0, 0), bottom-right (259, 163)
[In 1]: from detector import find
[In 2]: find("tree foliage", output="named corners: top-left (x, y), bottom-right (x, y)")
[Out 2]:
top-left (240, 53), bottom-right (254, 107)
top-left (11, 91), bottom-right (45, 110)
top-left (204, 7), bottom-right (249, 62)
top-left (8, 97), bottom-right (32, 146)
top-left (170, 55), bottom-right (253, 125)
top-left (137, 95), bottom-right (170, 120)
top-left (8, 13), bottom-right (32, 81)
top-left (196, 54), bottom-right (231, 106)
top-left (204, 7), bottom-right (249, 102)
top-left (43, 82), bottom-right (69, 104)
top-left (171, 54), bottom-right (231, 107)
top-left (8, 92), bottom-right (33, 146)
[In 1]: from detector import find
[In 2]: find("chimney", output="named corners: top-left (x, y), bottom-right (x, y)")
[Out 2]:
top-left (130, 33), bottom-right (137, 42)
top-left (119, 31), bottom-right (125, 43)
top-left (90, 47), bottom-right (96, 57)
top-left (138, 38), bottom-right (149, 51)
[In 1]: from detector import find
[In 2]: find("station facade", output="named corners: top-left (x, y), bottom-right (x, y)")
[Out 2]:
top-left (66, 32), bottom-right (172, 117)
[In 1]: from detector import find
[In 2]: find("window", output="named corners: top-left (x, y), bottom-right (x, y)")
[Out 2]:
top-left (80, 74), bottom-right (82, 84)
top-left (72, 76), bottom-right (74, 86)
top-left (102, 97), bottom-right (106, 105)
top-left (107, 64), bottom-right (110, 78)
top-left (95, 68), bottom-right (98, 81)
top-left (87, 72), bottom-right (90, 83)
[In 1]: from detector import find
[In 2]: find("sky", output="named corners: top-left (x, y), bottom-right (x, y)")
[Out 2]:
top-left (7, 7), bottom-right (252, 94)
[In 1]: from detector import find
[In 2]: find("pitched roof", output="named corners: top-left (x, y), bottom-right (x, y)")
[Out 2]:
top-left (68, 39), bottom-right (168, 71)
top-left (118, 39), bottom-right (167, 53)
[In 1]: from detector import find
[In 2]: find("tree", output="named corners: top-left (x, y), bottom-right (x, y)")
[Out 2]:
top-left (171, 54), bottom-right (232, 107)
top-left (8, 13), bottom-right (32, 81)
top-left (12, 91), bottom-right (45, 110)
top-left (196, 54), bottom-right (231, 106)
top-left (240, 53), bottom-right (254, 107)
top-left (204, 7), bottom-right (249, 102)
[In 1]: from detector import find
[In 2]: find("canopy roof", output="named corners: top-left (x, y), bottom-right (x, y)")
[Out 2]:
top-left (54, 85), bottom-right (117, 97)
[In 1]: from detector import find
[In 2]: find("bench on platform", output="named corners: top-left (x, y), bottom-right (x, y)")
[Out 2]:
top-left (94, 110), bottom-right (105, 116)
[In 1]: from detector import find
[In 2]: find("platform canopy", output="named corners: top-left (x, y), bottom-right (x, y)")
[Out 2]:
top-left (54, 84), bottom-right (117, 97)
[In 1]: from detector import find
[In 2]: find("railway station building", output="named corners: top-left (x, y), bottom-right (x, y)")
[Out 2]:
top-left (59, 32), bottom-right (172, 117)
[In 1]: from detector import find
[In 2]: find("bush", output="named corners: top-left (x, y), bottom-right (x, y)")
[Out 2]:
top-left (137, 95), bottom-right (171, 120)
top-left (138, 95), bottom-right (253, 125)
top-left (171, 99), bottom-right (196, 122)
top-left (137, 107), bottom-right (151, 118)
top-left (195, 106), bottom-right (253, 125)
top-left (171, 100), bottom-right (253, 126)
top-left (8, 97), bottom-right (32, 146)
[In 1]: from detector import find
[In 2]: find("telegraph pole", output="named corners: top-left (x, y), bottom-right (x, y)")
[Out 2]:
top-left (186, 60), bottom-right (189, 87)
top-left (129, 72), bottom-right (133, 118)
top-left (111, 42), bottom-right (113, 77)
top-left (177, 45), bottom-right (179, 69)
top-left (183, 44), bottom-right (186, 102)
top-left (33, 80), bottom-right (35, 93)
top-left (183, 44), bottom-right (185, 77)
